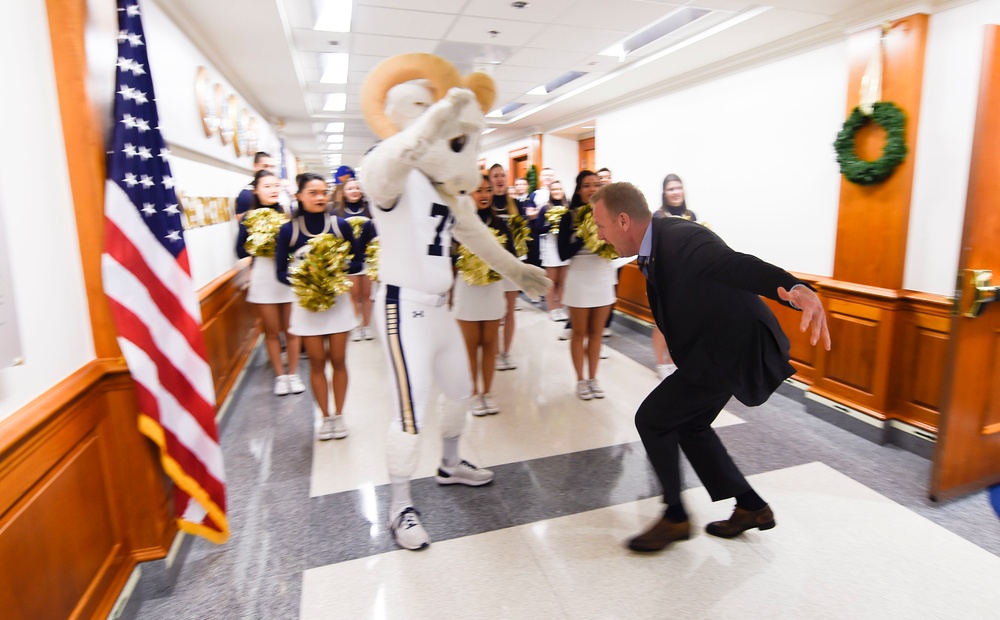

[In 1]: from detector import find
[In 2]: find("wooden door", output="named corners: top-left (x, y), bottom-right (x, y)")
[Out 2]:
top-left (579, 137), bottom-right (595, 172)
top-left (931, 26), bottom-right (1000, 501)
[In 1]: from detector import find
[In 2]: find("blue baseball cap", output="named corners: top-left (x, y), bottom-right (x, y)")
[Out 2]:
top-left (333, 165), bottom-right (355, 184)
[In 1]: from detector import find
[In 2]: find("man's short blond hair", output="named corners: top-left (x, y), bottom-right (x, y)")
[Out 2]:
top-left (592, 182), bottom-right (650, 220)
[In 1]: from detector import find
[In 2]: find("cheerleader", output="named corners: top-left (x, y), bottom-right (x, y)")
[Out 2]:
top-left (275, 173), bottom-right (360, 441)
top-left (334, 178), bottom-right (376, 342)
top-left (454, 176), bottom-right (512, 416)
top-left (557, 170), bottom-right (615, 400)
top-left (539, 179), bottom-right (569, 321)
top-left (240, 170), bottom-right (305, 396)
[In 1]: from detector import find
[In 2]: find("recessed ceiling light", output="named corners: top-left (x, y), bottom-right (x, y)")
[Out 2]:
top-left (326, 134), bottom-right (344, 143)
top-left (315, 0), bottom-right (353, 32)
top-left (482, 128), bottom-right (496, 135)
top-left (580, 125), bottom-right (594, 129)
top-left (320, 53), bottom-right (350, 84)
top-left (325, 122), bottom-right (345, 133)
top-left (323, 93), bottom-right (347, 111)
top-left (327, 143), bottom-right (343, 150)
top-left (601, 6), bottom-right (712, 59)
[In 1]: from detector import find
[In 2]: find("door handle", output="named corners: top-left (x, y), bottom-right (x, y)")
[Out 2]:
top-left (956, 269), bottom-right (1000, 317)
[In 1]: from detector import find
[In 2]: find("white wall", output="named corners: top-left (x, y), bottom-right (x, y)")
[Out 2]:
top-left (541, 135), bottom-right (580, 189)
top-left (0, 1), bottom-right (95, 421)
top-left (144, 0), bottom-right (284, 289)
top-left (596, 42), bottom-right (847, 276)
top-left (905, 0), bottom-right (1000, 295)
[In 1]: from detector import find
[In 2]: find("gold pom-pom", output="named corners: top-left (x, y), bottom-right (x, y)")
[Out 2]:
top-left (574, 204), bottom-right (618, 260)
top-left (456, 229), bottom-right (506, 286)
top-left (345, 216), bottom-right (368, 240)
top-left (365, 238), bottom-right (380, 281)
top-left (545, 205), bottom-right (567, 235)
top-left (288, 234), bottom-right (354, 312)
top-left (243, 208), bottom-right (287, 258)
top-left (507, 214), bottom-right (531, 258)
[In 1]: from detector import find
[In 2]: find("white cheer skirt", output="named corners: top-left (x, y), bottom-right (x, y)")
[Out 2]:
top-left (453, 278), bottom-right (505, 322)
top-left (247, 256), bottom-right (295, 305)
top-left (289, 292), bottom-right (357, 336)
top-left (540, 234), bottom-right (569, 267)
top-left (562, 252), bottom-right (616, 308)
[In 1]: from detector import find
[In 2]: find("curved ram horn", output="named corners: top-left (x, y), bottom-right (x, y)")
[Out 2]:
top-left (361, 53), bottom-right (462, 139)
top-left (463, 72), bottom-right (497, 115)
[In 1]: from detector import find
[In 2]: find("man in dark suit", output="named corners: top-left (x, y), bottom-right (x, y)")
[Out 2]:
top-left (591, 182), bottom-right (830, 552)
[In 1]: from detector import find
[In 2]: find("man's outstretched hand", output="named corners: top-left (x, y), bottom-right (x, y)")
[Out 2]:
top-left (778, 286), bottom-right (832, 351)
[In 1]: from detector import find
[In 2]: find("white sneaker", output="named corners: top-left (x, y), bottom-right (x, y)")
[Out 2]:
top-left (330, 414), bottom-right (348, 439)
top-left (603, 328), bottom-right (612, 338)
top-left (496, 352), bottom-right (516, 371)
top-left (435, 460), bottom-right (495, 486)
top-left (550, 309), bottom-right (561, 321)
top-left (471, 395), bottom-right (490, 417)
top-left (318, 416), bottom-right (336, 441)
top-left (390, 507), bottom-right (430, 550)
top-left (656, 363), bottom-right (678, 380)
top-left (577, 380), bottom-right (593, 400)
top-left (600, 345), bottom-right (609, 359)
top-left (363, 326), bottom-right (375, 340)
top-left (287, 374), bottom-right (306, 394)
top-left (588, 378), bottom-right (605, 399)
top-left (482, 393), bottom-right (500, 415)
top-left (351, 328), bottom-right (362, 342)
top-left (556, 308), bottom-right (569, 322)
top-left (558, 327), bottom-right (570, 341)
top-left (273, 375), bottom-right (290, 396)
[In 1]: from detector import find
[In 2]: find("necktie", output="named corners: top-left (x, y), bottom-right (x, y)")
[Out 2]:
top-left (637, 255), bottom-right (649, 277)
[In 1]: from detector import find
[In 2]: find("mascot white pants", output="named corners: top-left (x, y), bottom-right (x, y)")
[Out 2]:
top-left (376, 285), bottom-right (472, 480)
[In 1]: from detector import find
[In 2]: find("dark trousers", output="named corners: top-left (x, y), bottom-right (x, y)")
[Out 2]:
top-left (635, 372), bottom-right (752, 506)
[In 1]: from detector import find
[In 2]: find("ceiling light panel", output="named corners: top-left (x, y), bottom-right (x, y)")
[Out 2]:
top-left (620, 7), bottom-right (712, 55)
top-left (314, 0), bottom-right (354, 32)
top-left (326, 134), bottom-right (344, 142)
top-left (325, 122), bottom-right (345, 133)
top-left (323, 93), bottom-right (347, 111)
top-left (320, 52), bottom-right (350, 83)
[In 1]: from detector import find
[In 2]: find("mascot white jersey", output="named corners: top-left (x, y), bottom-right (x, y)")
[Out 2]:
top-left (360, 54), bottom-right (550, 551)
top-left (373, 170), bottom-right (455, 295)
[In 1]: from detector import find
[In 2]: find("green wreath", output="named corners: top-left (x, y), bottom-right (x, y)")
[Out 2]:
top-left (833, 101), bottom-right (908, 185)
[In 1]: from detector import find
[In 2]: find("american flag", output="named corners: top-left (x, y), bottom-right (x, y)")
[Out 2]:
top-left (103, 0), bottom-right (228, 543)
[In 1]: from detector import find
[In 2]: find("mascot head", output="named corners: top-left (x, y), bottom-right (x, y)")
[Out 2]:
top-left (361, 54), bottom-right (496, 197)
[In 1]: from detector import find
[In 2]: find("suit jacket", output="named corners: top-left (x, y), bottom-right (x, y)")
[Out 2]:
top-left (645, 217), bottom-right (803, 406)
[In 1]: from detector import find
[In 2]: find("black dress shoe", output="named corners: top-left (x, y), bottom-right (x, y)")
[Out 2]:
top-left (705, 505), bottom-right (776, 538)
top-left (627, 517), bottom-right (690, 552)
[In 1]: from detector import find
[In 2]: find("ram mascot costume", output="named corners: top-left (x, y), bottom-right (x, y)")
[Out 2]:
top-left (360, 54), bottom-right (550, 550)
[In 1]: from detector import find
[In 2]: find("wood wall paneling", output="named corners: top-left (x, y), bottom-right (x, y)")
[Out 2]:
top-left (0, 266), bottom-right (259, 618)
top-left (833, 14), bottom-right (929, 290)
top-left (198, 262), bottom-right (257, 405)
top-left (614, 263), bottom-right (653, 324)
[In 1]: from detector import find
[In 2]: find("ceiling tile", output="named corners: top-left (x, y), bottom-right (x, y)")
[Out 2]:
top-left (352, 6), bottom-right (456, 38)
top-left (462, 0), bottom-right (579, 23)
top-left (446, 16), bottom-right (546, 47)
top-left (528, 24), bottom-right (628, 53)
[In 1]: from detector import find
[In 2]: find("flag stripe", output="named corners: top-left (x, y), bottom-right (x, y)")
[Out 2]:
top-left (105, 182), bottom-right (201, 321)
top-left (105, 217), bottom-right (204, 348)
top-left (121, 338), bottom-right (225, 480)
top-left (103, 254), bottom-right (216, 405)
top-left (107, 297), bottom-right (216, 437)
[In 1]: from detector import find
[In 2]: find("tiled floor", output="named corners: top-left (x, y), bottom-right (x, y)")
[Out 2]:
top-left (134, 303), bottom-right (1000, 620)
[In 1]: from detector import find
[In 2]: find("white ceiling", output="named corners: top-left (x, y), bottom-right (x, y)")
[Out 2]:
top-left (156, 0), bottom-right (953, 173)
